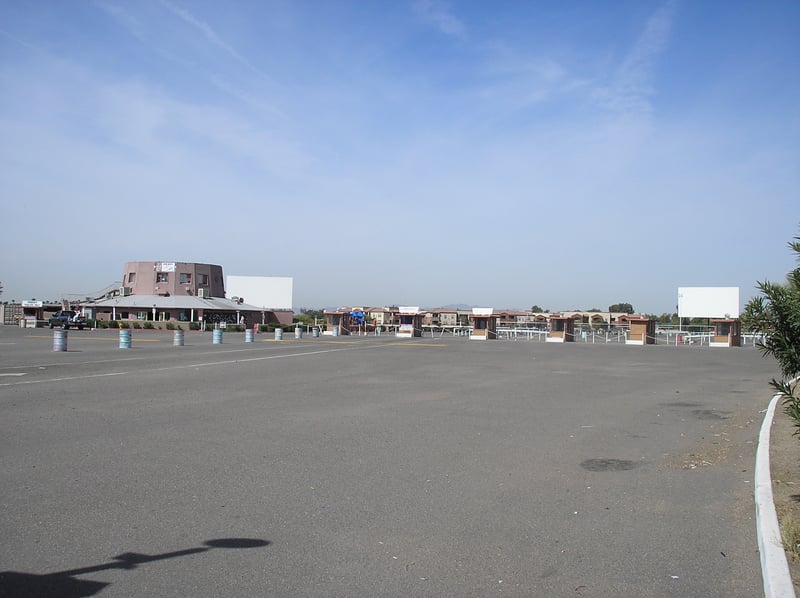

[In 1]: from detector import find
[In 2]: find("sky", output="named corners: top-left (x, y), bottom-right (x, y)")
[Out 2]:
top-left (1, 0), bottom-right (798, 313)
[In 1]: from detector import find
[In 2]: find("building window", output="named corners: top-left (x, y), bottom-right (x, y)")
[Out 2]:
top-left (198, 273), bottom-right (209, 285)
top-left (180, 273), bottom-right (192, 284)
top-left (156, 273), bottom-right (169, 283)
top-left (127, 272), bottom-right (135, 283)
top-left (137, 311), bottom-right (147, 320)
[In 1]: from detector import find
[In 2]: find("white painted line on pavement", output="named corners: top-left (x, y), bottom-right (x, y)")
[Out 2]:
top-left (0, 346), bottom-right (357, 387)
top-left (185, 346), bottom-right (353, 369)
top-left (0, 372), bottom-right (126, 387)
top-left (0, 373), bottom-right (26, 377)
top-left (755, 391), bottom-right (797, 598)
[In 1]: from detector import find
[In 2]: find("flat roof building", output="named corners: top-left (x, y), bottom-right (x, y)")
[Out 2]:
top-left (85, 261), bottom-right (293, 327)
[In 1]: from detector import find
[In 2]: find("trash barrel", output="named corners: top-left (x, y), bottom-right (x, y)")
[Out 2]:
top-left (245, 329), bottom-right (254, 343)
top-left (53, 329), bottom-right (68, 352)
top-left (274, 328), bottom-right (283, 341)
top-left (174, 330), bottom-right (185, 346)
top-left (119, 329), bottom-right (132, 349)
top-left (295, 327), bottom-right (302, 339)
top-left (213, 329), bottom-right (223, 344)
top-left (312, 327), bottom-right (320, 338)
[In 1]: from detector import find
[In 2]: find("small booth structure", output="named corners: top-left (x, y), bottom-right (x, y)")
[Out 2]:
top-left (469, 308), bottom-right (497, 340)
top-left (396, 306), bottom-right (422, 338)
top-left (18, 300), bottom-right (63, 328)
top-left (20, 300), bottom-right (45, 328)
top-left (547, 315), bottom-right (575, 343)
top-left (626, 317), bottom-right (656, 345)
top-left (710, 319), bottom-right (741, 347)
top-left (323, 310), bottom-right (354, 336)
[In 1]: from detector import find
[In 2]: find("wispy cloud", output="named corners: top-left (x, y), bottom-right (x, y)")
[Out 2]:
top-left (413, 0), bottom-right (466, 38)
top-left (95, 1), bottom-right (146, 42)
top-left (594, 1), bottom-right (677, 115)
top-left (160, 0), bottom-right (256, 71)
top-left (0, 26), bottom-right (46, 53)
top-left (475, 42), bottom-right (591, 112)
top-left (95, 1), bottom-right (283, 119)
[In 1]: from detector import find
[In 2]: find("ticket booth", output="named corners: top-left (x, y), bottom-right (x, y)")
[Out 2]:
top-left (710, 319), bottom-right (741, 347)
top-left (396, 306), bottom-right (422, 338)
top-left (469, 308), bottom-right (497, 340)
top-left (323, 310), bottom-right (352, 336)
top-left (547, 315), bottom-right (574, 343)
top-left (20, 300), bottom-right (45, 328)
top-left (626, 317), bottom-right (656, 345)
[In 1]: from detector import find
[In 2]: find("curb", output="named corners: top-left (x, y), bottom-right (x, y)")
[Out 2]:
top-left (755, 392), bottom-right (796, 597)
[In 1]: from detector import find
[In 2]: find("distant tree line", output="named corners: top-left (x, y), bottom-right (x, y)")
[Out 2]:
top-left (608, 302), bottom-right (634, 314)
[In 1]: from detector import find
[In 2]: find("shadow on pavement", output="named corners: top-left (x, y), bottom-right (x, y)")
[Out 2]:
top-left (0, 538), bottom-right (270, 598)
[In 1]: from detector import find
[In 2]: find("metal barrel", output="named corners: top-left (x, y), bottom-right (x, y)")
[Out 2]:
top-left (213, 329), bottom-right (223, 344)
top-left (53, 329), bottom-right (68, 352)
top-left (294, 327), bottom-right (302, 339)
top-left (312, 327), bottom-right (320, 338)
top-left (274, 328), bottom-right (283, 341)
top-left (174, 330), bottom-right (185, 346)
top-left (245, 329), bottom-right (254, 343)
top-left (119, 329), bottom-right (132, 349)
top-left (332, 326), bottom-right (339, 337)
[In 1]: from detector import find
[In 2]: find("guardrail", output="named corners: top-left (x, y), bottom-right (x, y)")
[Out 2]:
top-left (496, 328), bottom-right (548, 341)
top-left (421, 325), bottom-right (472, 337)
top-left (385, 324), bottom-right (767, 347)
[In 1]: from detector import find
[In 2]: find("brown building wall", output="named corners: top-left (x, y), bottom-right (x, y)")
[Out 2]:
top-left (122, 262), bottom-right (225, 297)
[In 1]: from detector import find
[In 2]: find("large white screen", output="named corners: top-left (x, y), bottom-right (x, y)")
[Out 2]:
top-left (677, 287), bottom-right (739, 319)
top-left (226, 276), bottom-right (293, 309)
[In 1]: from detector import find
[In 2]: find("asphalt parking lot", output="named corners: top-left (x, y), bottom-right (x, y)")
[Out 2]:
top-left (0, 326), bottom-right (780, 597)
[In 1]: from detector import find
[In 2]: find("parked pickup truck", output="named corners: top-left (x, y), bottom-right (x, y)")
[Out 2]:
top-left (48, 311), bottom-right (87, 330)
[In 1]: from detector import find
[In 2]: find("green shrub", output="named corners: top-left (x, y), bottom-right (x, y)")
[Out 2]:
top-left (165, 322), bottom-right (176, 330)
top-left (108, 320), bottom-right (119, 329)
top-left (96, 320), bottom-right (108, 329)
top-left (119, 321), bottom-right (129, 329)
top-left (143, 321), bottom-right (154, 329)
top-left (743, 231), bottom-right (800, 437)
top-left (132, 322), bottom-right (141, 329)
top-left (189, 322), bottom-right (200, 331)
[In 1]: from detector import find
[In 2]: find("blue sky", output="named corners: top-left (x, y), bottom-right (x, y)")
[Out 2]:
top-left (1, 0), bottom-right (798, 313)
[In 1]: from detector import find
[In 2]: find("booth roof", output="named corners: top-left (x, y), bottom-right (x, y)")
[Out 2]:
top-left (88, 295), bottom-right (271, 311)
